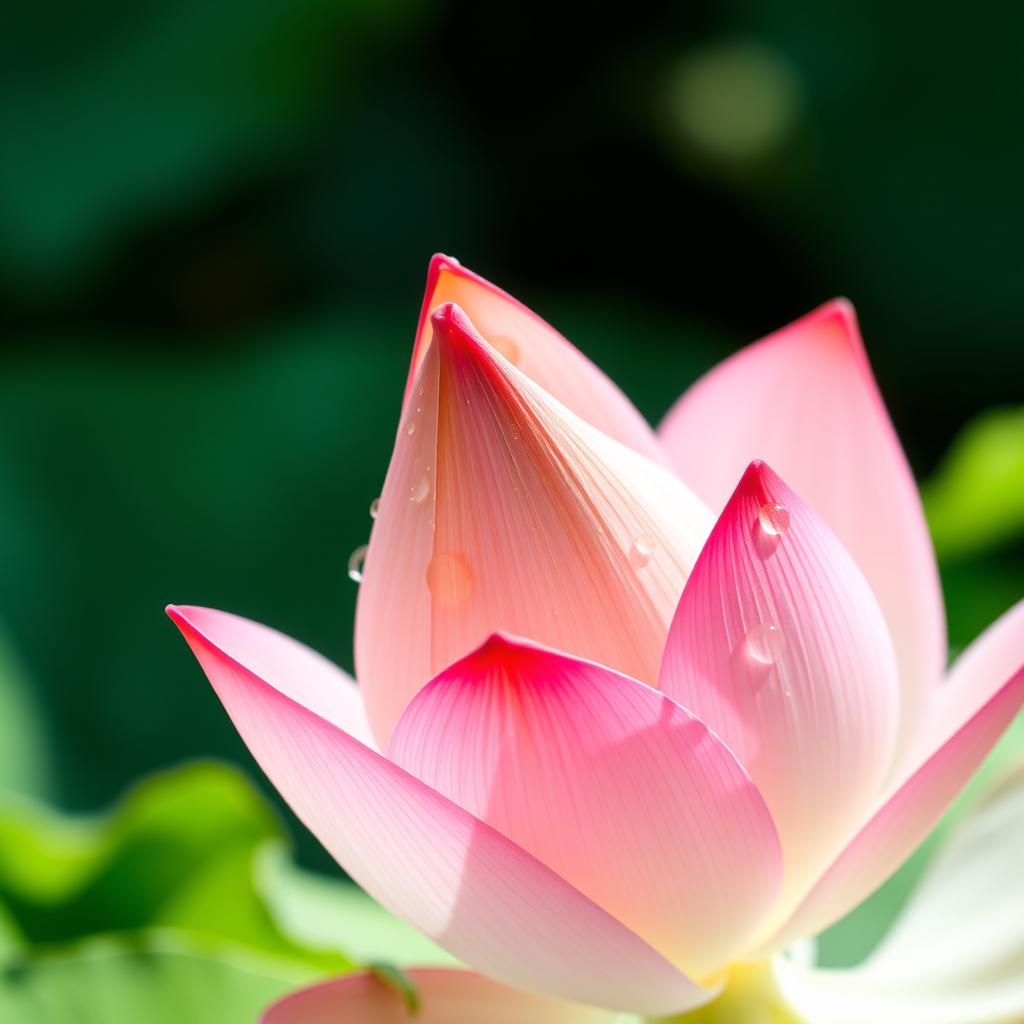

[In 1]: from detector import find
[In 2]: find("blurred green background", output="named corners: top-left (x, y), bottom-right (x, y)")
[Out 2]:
top-left (1, 0), bottom-right (1023, 1018)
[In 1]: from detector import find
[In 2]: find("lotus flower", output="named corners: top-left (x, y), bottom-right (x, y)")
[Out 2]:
top-left (168, 255), bottom-right (1024, 1021)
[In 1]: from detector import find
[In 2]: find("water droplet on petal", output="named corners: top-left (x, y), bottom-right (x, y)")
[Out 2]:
top-left (405, 420), bottom-right (416, 435)
top-left (426, 553), bottom-right (474, 606)
top-left (490, 334), bottom-right (521, 366)
top-left (744, 623), bottom-right (785, 665)
top-left (758, 502), bottom-right (790, 536)
top-left (347, 544), bottom-right (368, 583)
top-left (629, 535), bottom-right (654, 568)
top-left (410, 476), bottom-right (430, 505)
top-left (369, 497), bottom-right (381, 519)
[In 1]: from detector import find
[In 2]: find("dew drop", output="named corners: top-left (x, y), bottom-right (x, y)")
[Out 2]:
top-left (758, 502), bottom-right (790, 536)
top-left (490, 334), bottom-right (521, 366)
top-left (426, 553), bottom-right (474, 606)
top-left (347, 544), bottom-right (368, 583)
top-left (369, 497), bottom-right (381, 519)
top-left (410, 476), bottom-right (430, 505)
top-left (629, 535), bottom-right (654, 568)
top-left (744, 623), bottom-right (785, 665)
top-left (405, 420), bottom-right (417, 436)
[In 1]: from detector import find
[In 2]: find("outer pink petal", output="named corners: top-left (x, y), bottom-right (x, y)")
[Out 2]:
top-left (389, 635), bottom-right (782, 979)
top-left (405, 254), bottom-right (665, 464)
top-left (918, 598), bottom-right (1024, 766)
top-left (658, 300), bottom-right (945, 744)
top-left (262, 969), bottom-right (620, 1024)
top-left (167, 605), bottom-right (707, 1016)
top-left (658, 461), bottom-right (901, 916)
top-left (760, 662), bottom-right (1024, 954)
top-left (356, 302), bottom-right (712, 746)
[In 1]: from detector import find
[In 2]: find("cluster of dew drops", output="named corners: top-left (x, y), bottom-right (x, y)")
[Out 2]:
top-left (744, 501), bottom-right (790, 676)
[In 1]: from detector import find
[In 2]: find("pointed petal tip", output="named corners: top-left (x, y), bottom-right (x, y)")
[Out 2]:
top-left (166, 604), bottom-right (217, 651)
top-left (410, 253), bottom-right (667, 464)
top-left (476, 630), bottom-right (522, 656)
top-left (429, 301), bottom-right (507, 375)
top-left (792, 297), bottom-right (865, 356)
top-left (423, 253), bottom-right (464, 297)
top-left (429, 251), bottom-right (462, 273)
top-left (166, 603), bottom-right (187, 626)
top-left (818, 295), bottom-right (856, 322)
top-left (453, 630), bottom-right (559, 672)
top-left (430, 299), bottom-right (475, 336)
top-left (408, 256), bottom-right (470, 403)
top-left (166, 603), bottom-right (205, 630)
top-left (734, 459), bottom-right (787, 503)
top-left (429, 633), bottom-right (645, 698)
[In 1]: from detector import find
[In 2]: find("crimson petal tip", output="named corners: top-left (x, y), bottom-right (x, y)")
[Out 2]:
top-left (733, 459), bottom-right (787, 504)
top-left (807, 296), bottom-right (857, 329)
top-left (430, 299), bottom-right (476, 338)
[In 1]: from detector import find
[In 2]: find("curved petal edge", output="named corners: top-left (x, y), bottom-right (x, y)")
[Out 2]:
top-left (263, 968), bottom-right (621, 1024)
top-left (167, 604), bottom-right (709, 1016)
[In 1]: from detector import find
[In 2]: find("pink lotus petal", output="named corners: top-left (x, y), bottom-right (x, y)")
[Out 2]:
top-left (168, 605), bottom-right (708, 1015)
top-left (356, 302), bottom-right (712, 746)
top-left (916, 598), bottom-right (1024, 768)
top-left (658, 300), bottom-right (945, 745)
top-left (263, 969), bottom-right (619, 1024)
top-left (658, 461), bottom-right (901, 915)
top-left (390, 635), bottom-right (782, 979)
top-left (406, 254), bottom-right (665, 463)
top-left (760, 661), bottom-right (1024, 954)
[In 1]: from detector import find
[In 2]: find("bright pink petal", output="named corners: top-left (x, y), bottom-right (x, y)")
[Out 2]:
top-left (356, 302), bottom-right (712, 746)
top-left (263, 969), bottom-right (620, 1024)
top-left (658, 300), bottom-right (945, 742)
top-left (760, 662), bottom-right (1024, 953)
top-left (658, 461), bottom-right (901, 915)
top-left (390, 635), bottom-right (782, 979)
top-left (168, 605), bottom-right (707, 1015)
top-left (406, 254), bottom-right (665, 464)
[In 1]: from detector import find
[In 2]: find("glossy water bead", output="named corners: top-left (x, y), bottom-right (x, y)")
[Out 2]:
top-left (629, 535), bottom-right (654, 568)
top-left (410, 476), bottom-right (431, 504)
top-left (744, 623), bottom-right (786, 665)
top-left (347, 544), bottom-right (368, 583)
top-left (757, 502), bottom-right (790, 536)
